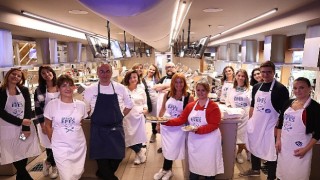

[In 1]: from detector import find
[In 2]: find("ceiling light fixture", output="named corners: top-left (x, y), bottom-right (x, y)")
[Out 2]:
top-left (21, 10), bottom-right (95, 36)
top-left (203, 8), bottom-right (223, 13)
top-left (68, 10), bottom-right (88, 15)
top-left (169, 0), bottom-right (192, 46)
top-left (211, 8), bottom-right (278, 40)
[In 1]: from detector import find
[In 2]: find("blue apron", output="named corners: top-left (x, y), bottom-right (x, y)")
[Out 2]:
top-left (89, 82), bottom-right (125, 159)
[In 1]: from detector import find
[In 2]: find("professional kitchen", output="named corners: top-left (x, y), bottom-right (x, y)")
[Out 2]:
top-left (1, 0), bottom-right (320, 180)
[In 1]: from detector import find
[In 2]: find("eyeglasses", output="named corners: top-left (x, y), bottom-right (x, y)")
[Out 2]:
top-left (99, 70), bottom-right (111, 74)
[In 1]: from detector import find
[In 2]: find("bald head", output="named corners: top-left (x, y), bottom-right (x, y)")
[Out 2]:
top-left (97, 63), bottom-right (113, 85)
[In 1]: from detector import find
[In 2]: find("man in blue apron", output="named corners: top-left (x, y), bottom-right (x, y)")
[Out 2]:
top-left (84, 63), bottom-right (133, 180)
top-left (240, 61), bottom-right (289, 180)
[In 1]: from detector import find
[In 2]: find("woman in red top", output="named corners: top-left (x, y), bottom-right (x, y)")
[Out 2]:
top-left (163, 78), bottom-right (224, 180)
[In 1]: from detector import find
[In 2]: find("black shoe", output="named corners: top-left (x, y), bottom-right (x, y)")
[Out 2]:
top-left (157, 147), bottom-right (162, 153)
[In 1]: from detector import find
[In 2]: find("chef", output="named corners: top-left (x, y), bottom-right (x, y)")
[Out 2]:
top-left (0, 68), bottom-right (40, 180)
top-left (83, 63), bottom-right (133, 180)
top-left (241, 61), bottom-right (289, 180)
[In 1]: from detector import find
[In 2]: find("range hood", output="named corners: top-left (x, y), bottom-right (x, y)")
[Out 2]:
top-left (264, 35), bottom-right (286, 63)
top-left (302, 24), bottom-right (320, 67)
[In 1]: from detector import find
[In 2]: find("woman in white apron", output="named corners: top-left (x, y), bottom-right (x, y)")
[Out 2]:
top-left (226, 69), bottom-right (251, 164)
top-left (153, 73), bottom-right (194, 180)
top-left (164, 79), bottom-right (224, 180)
top-left (144, 64), bottom-right (161, 143)
top-left (123, 70), bottom-right (148, 165)
top-left (34, 65), bottom-right (60, 178)
top-left (0, 68), bottom-right (41, 180)
top-left (44, 75), bottom-right (88, 180)
top-left (276, 77), bottom-right (320, 180)
top-left (219, 66), bottom-right (235, 103)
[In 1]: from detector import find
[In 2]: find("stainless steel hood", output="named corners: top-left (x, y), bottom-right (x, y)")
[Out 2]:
top-left (264, 35), bottom-right (286, 63)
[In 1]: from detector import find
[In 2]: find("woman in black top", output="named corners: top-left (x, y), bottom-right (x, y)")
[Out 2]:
top-left (276, 77), bottom-right (320, 180)
top-left (0, 68), bottom-right (40, 180)
top-left (249, 68), bottom-right (263, 86)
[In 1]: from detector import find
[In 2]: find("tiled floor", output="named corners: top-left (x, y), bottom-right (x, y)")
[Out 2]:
top-left (0, 123), bottom-right (267, 180)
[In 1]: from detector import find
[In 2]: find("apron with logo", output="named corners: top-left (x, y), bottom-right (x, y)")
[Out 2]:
top-left (220, 82), bottom-right (233, 103)
top-left (0, 88), bottom-right (40, 165)
top-left (276, 97), bottom-right (312, 180)
top-left (51, 100), bottom-right (86, 180)
top-left (37, 91), bottom-right (59, 148)
top-left (156, 77), bottom-right (172, 116)
top-left (123, 88), bottom-right (147, 147)
top-left (228, 88), bottom-right (250, 144)
top-left (246, 79), bottom-right (278, 161)
top-left (187, 99), bottom-right (224, 176)
top-left (90, 83), bottom-right (125, 159)
top-left (160, 96), bottom-right (186, 160)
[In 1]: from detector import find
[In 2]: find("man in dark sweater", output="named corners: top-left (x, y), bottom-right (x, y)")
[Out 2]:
top-left (240, 61), bottom-right (289, 180)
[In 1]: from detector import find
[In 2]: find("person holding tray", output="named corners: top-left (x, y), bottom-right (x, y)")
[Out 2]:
top-left (153, 73), bottom-right (194, 180)
top-left (163, 78), bottom-right (223, 180)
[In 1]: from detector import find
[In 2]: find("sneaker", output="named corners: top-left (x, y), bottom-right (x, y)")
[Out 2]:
top-left (162, 170), bottom-right (173, 180)
top-left (134, 155), bottom-right (141, 165)
top-left (138, 148), bottom-right (147, 164)
top-left (239, 169), bottom-right (260, 177)
top-left (150, 134), bottom-right (156, 143)
top-left (236, 153), bottom-right (244, 164)
top-left (50, 166), bottom-right (58, 179)
top-left (154, 169), bottom-right (168, 180)
top-left (42, 160), bottom-right (51, 176)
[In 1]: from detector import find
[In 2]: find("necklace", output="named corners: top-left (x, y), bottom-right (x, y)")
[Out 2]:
top-left (236, 86), bottom-right (246, 92)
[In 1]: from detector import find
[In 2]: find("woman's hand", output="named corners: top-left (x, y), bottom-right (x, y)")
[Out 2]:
top-left (275, 139), bottom-right (281, 154)
top-left (294, 147), bottom-right (309, 158)
top-left (22, 131), bottom-right (31, 138)
top-left (22, 119), bottom-right (31, 126)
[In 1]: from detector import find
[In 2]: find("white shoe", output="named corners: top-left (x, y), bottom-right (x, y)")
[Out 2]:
top-left (134, 155), bottom-right (141, 165)
top-left (154, 169), bottom-right (168, 180)
top-left (236, 153), bottom-right (244, 164)
top-left (162, 170), bottom-right (173, 180)
top-left (42, 160), bottom-right (51, 176)
top-left (50, 166), bottom-right (58, 179)
top-left (138, 148), bottom-right (147, 164)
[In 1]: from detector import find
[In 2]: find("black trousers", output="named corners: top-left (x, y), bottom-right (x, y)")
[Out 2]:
top-left (45, 148), bottom-right (56, 166)
top-left (96, 159), bottom-right (122, 180)
top-left (151, 123), bottom-right (157, 134)
top-left (251, 154), bottom-right (277, 179)
top-left (189, 171), bottom-right (215, 180)
top-left (13, 158), bottom-right (33, 180)
top-left (163, 158), bottom-right (173, 171)
top-left (129, 143), bottom-right (142, 153)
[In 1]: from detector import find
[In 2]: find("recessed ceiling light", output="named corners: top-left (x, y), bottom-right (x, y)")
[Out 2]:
top-left (117, 32), bottom-right (124, 35)
top-left (190, 32), bottom-right (195, 34)
top-left (68, 10), bottom-right (88, 15)
top-left (203, 8), bottom-right (223, 13)
top-left (217, 25), bottom-right (224, 28)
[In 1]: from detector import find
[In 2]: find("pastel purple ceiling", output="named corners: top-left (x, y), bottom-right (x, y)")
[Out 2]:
top-left (78, 0), bottom-right (161, 17)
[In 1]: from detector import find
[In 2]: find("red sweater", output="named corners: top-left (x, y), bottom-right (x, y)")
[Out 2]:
top-left (164, 100), bottom-right (221, 134)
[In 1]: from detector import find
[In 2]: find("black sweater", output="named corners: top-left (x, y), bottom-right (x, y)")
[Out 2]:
top-left (277, 99), bottom-right (320, 140)
top-left (0, 86), bottom-right (32, 131)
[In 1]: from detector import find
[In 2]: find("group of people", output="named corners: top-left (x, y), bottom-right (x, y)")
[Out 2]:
top-left (218, 61), bottom-right (320, 180)
top-left (0, 60), bottom-right (319, 180)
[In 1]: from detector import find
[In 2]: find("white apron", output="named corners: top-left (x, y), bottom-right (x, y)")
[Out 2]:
top-left (246, 79), bottom-right (278, 161)
top-left (0, 88), bottom-right (40, 165)
top-left (220, 82), bottom-right (233, 103)
top-left (276, 97), bottom-right (313, 180)
top-left (187, 99), bottom-right (224, 176)
top-left (160, 96), bottom-right (186, 160)
top-left (145, 78), bottom-right (158, 116)
top-left (227, 88), bottom-right (250, 144)
top-left (52, 100), bottom-right (87, 180)
top-left (37, 91), bottom-right (59, 148)
top-left (156, 77), bottom-right (171, 116)
top-left (123, 88), bottom-right (147, 147)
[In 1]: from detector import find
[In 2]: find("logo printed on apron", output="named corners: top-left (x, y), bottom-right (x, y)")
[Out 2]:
top-left (58, 100), bottom-right (77, 133)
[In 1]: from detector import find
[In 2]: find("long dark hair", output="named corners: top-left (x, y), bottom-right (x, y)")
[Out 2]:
top-left (38, 66), bottom-right (57, 92)
top-left (250, 68), bottom-right (260, 86)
